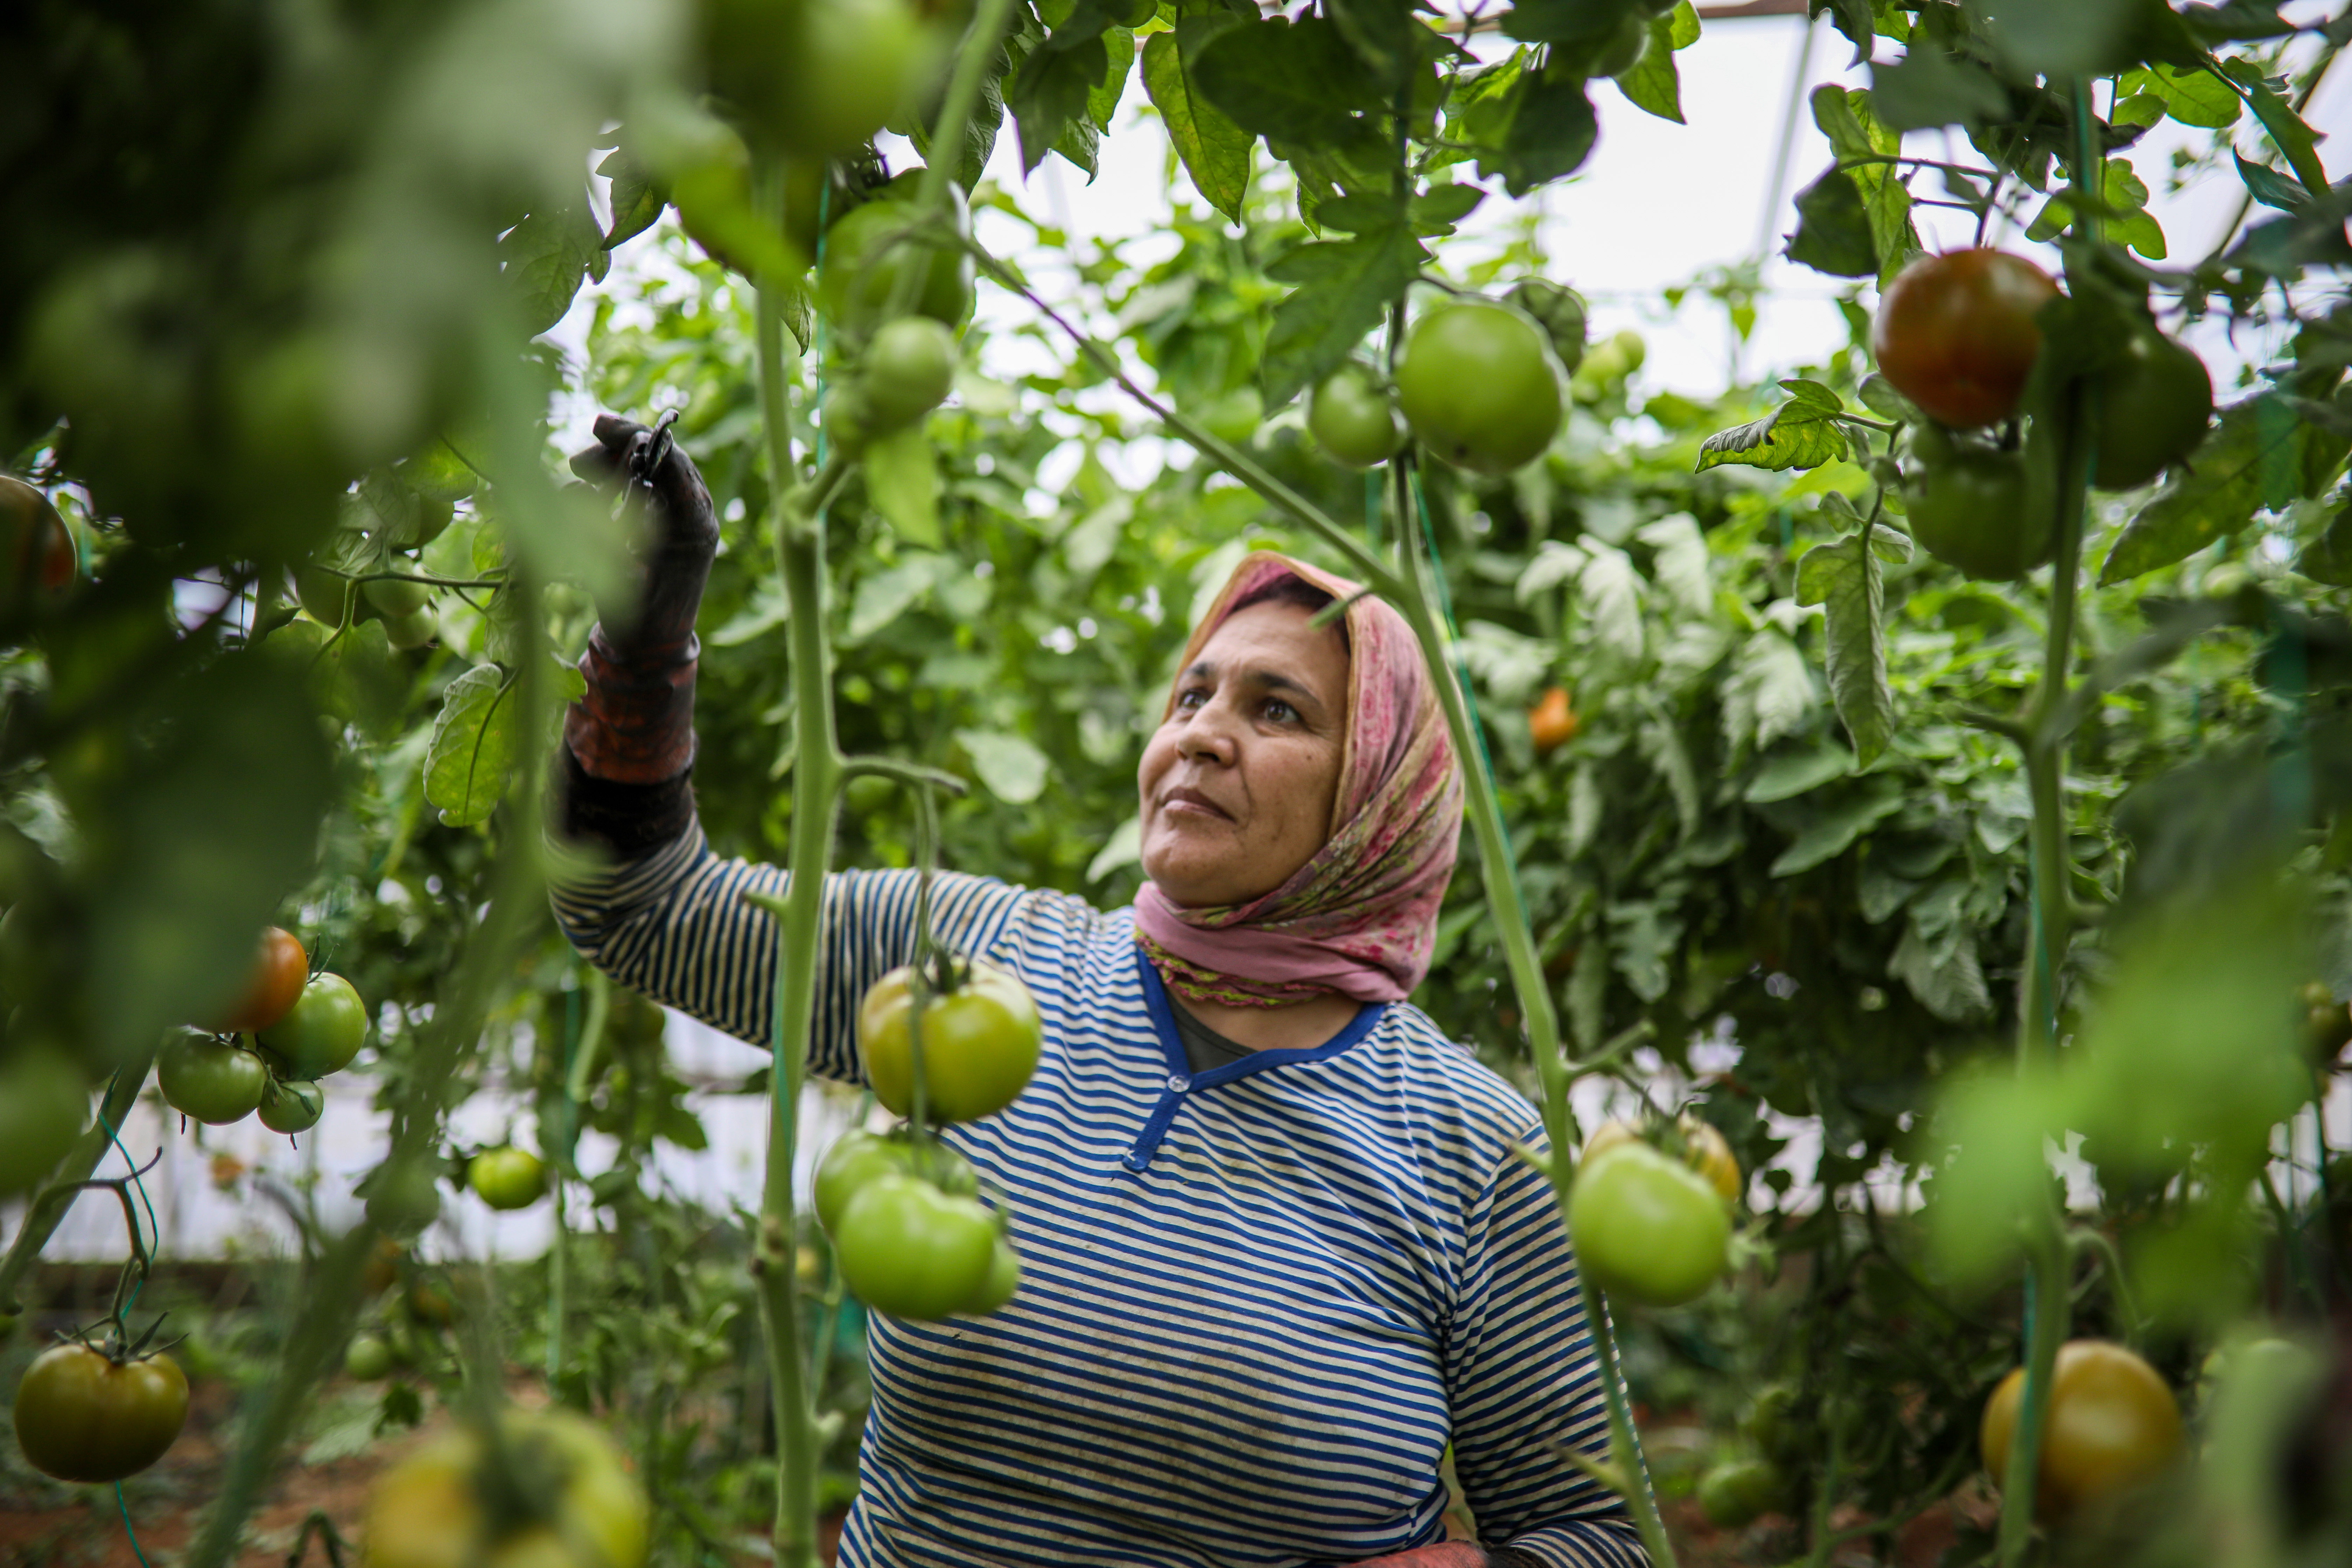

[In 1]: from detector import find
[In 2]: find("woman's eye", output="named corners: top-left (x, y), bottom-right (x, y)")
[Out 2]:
top-left (1175, 687), bottom-right (1207, 710)
top-left (1264, 699), bottom-right (1298, 723)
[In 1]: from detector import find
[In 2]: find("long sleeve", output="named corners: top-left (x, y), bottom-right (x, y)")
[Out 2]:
top-left (550, 828), bottom-right (1034, 1082)
top-left (1445, 1140), bottom-right (1650, 1568)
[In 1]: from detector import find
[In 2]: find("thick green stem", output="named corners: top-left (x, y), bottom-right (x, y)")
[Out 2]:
top-left (1572, 1273), bottom-right (1680, 1568)
top-left (0, 1041), bottom-right (160, 1314)
top-left (1996, 1236), bottom-right (2071, 1567)
top-left (752, 235), bottom-right (836, 1568)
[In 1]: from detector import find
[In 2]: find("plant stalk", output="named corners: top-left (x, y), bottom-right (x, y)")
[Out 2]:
top-left (0, 1042), bottom-right (159, 1315)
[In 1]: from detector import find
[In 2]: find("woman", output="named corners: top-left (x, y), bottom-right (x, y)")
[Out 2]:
top-left (556, 416), bottom-right (1645, 1568)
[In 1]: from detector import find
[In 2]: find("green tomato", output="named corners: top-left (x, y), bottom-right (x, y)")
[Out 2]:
top-left (257, 1077), bottom-right (324, 1135)
top-left (814, 1129), bottom-right (978, 1235)
top-left (1746, 1383), bottom-right (1802, 1463)
top-left (1307, 364), bottom-right (1406, 468)
top-left (1568, 1141), bottom-right (1730, 1307)
top-left (816, 180), bottom-right (976, 336)
top-left (294, 564), bottom-right (360, 627)
top-left (257, 972), bottom-right (368, 1079)
top-left (363, 576), bottom-right (430, 618)
top-left (364, 1407), bottom-right (648, 1568)
top-left (1904, 440), bottom-right (2049, 581)
top-left (965, 1233), bottom-right (1022, 1314)
top-left (1395, 300), bottom-right (1563, 475)
top-left (860, 316), bottom-right (959, 430)
top-left (710, 0), bottom-right (930, 159)
top-left (1588, 12), bottom-right (1650, 78)
top-left (468, 1147), bottom-right (548, 1211)
top-left (2091, 328), bottom-right (2212, 490)
top-left (858, 960), bottom-right (1043, 1123)
top-left (833, 1173), bottom-right (999, 1320)
top-left (1698, 1457), bottom-right (1789, 1528)
top-left (12, 1343), bottom-right (189, 1484)
top-left (344, 1333), bottom-right (394, 1382)
top-left (0, 1046), bottom-right (89, 1195)
top-left (383, 606), bottom-right (439, 651)
top-left (159, 1035), bottom-right (268, 1125)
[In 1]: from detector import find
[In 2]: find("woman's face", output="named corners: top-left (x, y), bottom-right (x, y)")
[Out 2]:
top-left (1137, 600), bottom-right (1350, 909)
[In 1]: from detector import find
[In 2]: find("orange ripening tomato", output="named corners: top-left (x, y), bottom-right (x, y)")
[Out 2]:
top-left (1871, 250), bottom-right (2060, 429)
top-left (214, 926), bottom-right (309, 1034)
top-left (1529, 686), bottom-right (1578, 754)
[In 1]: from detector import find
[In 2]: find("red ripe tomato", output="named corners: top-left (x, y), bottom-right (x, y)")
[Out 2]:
top-left (1528, 686), bottom-right (1578, 754)
top-left (214, 926), bottom-right (309, 1034)
top-left (1568, 1141), bottom-right (1731, 1307)
top-left (858, 960), bottom-right (1042, 1123)
top-left (159, 1034), bottom-right (269, 1125)
top-left (1872, 250), bottom-right (2060, 429)
top-left (364, 1407), bottom-right (648, 1568)
top-left (0, 475), bottom-right (78, 610)
top-left (257, 972), bottom-right (368, 1079)
top-left (1981, 1339), bottom-right (2184, 1518)
top-left (13, 1342), bottom-right (189, 1483)
top-left (832, 1172), bottom-right (999, 1319)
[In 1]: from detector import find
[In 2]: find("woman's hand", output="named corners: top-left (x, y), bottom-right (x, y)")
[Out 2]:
top-left (567, 412), bottom-right (718, 658)
top-left (1343, 1545), bottom-right (1491, 1568)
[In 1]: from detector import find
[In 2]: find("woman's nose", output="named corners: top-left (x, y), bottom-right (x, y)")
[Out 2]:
top-left (1177, 704), bottom-right (1241, 764)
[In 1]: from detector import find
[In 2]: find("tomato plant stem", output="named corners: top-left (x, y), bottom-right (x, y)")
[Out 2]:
top-left (0, 1041), bottom-right (159, 1315)
top-left (752, 238), bottom-right (835, 1568)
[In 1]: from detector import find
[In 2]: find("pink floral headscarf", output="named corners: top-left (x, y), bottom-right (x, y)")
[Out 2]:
top-left (1132, 552), bottom-right (1465, 1008)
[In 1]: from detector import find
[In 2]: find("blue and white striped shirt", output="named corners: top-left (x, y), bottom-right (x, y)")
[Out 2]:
top-left (554, 829), bottom-right (1644, 1568)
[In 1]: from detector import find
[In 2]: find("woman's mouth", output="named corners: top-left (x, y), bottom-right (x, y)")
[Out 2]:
top-left (1160, 787), bottom-right (1232, 822)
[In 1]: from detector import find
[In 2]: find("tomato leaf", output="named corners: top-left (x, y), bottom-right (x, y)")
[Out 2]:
top-left (1767, 774), bottom-right (1903, 877)
top-left (1785, 168), bottom-right (1878, 279)
top-left (2295, 498), bottom-right (2352, 587)
top-left (1010, 30), bottom-right (1113, 175)
top-left (1868, 44), bottom-right (2007, 133)
top-left (955, 728), bottom-right (1051, 804)
top-left (596, 144), bottom-right (667, 251)
top-left (1142, 20), bottom-right (1253, 224)
top-left (2118, 62), bottom-right (2242, 130)
top-left (1258, 223), bottom-right (1423, 408)
top-left (1493, 68), bottom-right (1598, 195)
top-left (425, 664), bottom-right (520, 827)
top-left (1809, 86), bottom-right (1919, 282)
top-left (1325, 0), bottom-right (1421, 86)
top-left (1889, 913), bottom-right (1991, 1022)
top-left (1696, 385), bottom-right (1852, 472)
top-left (500, 197), bottom-right (603, 336)
top-left (862, 425), bottom-right (942, 549)
top-left (1614, 6), bottom-right (1699, 126)
top-left (1794, 531), bottom-right (1893, 767)
top-left (1191, 16), bottom-right (1384, 147)
top-left (1723, 629), bottom-right (1816, 758)
top-left (2221, 56), bottom-right (2330, 196)
top-left (2101, 393), bottom-right (2347, 582)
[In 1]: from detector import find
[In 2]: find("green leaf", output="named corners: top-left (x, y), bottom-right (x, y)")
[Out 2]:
top-left (1723, 629), bottom-right (1816, 757)
top-left (1809, 86), bottom-right (1919, 281)
top-left (1745, 741), bottom-right (1854, 804)
top-left (1696, 385), bottom-right (1851, 472)
top-left (1614, 9), bottom-right (1692, 126)
top-left (1965, 0), bottom-right (2143, 79)
top-left (1795, 530), bottom-right (1893, 766)
top-left (956, 728), bottom-right (1051, 804)
top-left (1191, 16), bottom-right (1382, 146)
top-left (1086, 814), bottom-right (1142, 882)
top-left (847, 554), bottom-right (938, 642)
top-left (2119, 62), bottom-right (2241, 130)
top-left (862, 425), bottom-right (941, 548)
top-left (1259, 223), bottom-right (1423, 408)
top-left (1054, 24), bottom-right (1137, 177)
top-left (2100, 394), bottom-right (2333, 582)
top-left (425, 664), bottom-right (521, 827)
top-left (2222, 56), bottom-right (2329, 196)
top-left (1494, 68), bottom-right (1598, 196)
top-left (596, 144), bottom-right (667, 250)
top-left (2233, 150), bottom-right (2309, 212)
top-left (1767, 775), bottom-right (1903, 877)
top-left (1889, 915), bottom-right (1991, 1022)
top-left (500, 199), bottom-right (603, 336)
top-left (1857, 372), bottom-right (1921, 425)
top-left (1143, 21), bottom-right (1253, 224)
top-left (1325, 0), bottom-right (1421, 85)
top-left (1868, 45), bottom-right (2007, 133)
top-left (1011, 31), bottom-right (1113, 175)
top-left (1500, 0), bottom-right (1625, 46)
top-left (2296, 498), bottom-right (2352, 587)
top-left (1785, 168), bottom-right (1877, 279)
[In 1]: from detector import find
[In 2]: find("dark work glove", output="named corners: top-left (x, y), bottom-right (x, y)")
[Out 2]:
top-left (559, 414), bottom-right (717, 854)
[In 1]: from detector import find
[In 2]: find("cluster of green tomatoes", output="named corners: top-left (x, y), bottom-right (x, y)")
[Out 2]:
top-left (813, 956), bottom-right (1042, 1322)
top-left (1304, 280), bottom-right (1639, 477)
top-left (156, 925), bottom-right (367, 1136)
